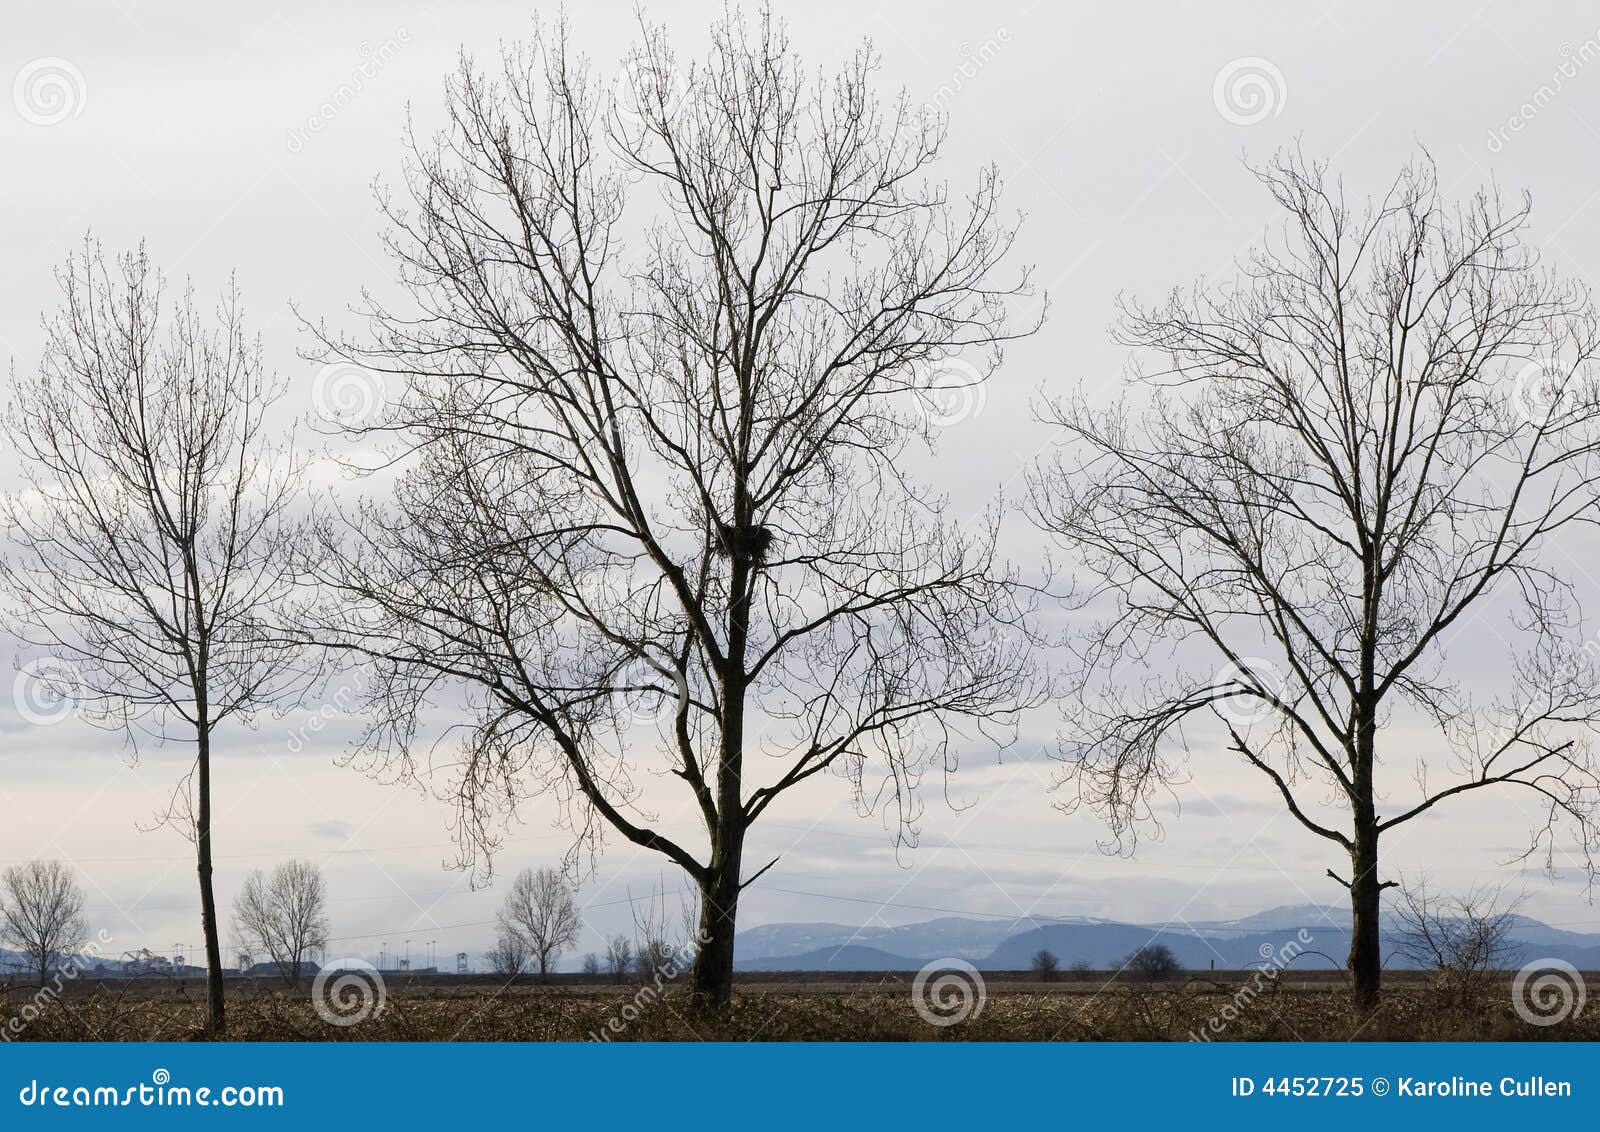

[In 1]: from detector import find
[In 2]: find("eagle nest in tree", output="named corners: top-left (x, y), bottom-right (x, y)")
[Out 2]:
top-left (714, 521), bottom-right (773, 564)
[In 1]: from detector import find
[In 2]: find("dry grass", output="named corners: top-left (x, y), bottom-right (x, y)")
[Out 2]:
top-left (3, 972), bottom-right (1595, 1042)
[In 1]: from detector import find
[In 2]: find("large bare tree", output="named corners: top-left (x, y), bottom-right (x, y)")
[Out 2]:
top-left (231, 859), bottom-right (331, 985)
top-left (308, 10), bottom-right (1037, 1005)
top-left (1031, 152), bottom-right (1600, 1010)
top-left (0, 242), bottom-right (311, 1033)
top-left (497, 866), bottom-right (580, 979)
top-left (0, 859), bottom-right (88, 987)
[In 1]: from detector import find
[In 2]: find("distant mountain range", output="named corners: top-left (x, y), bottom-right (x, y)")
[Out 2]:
top-left (12, 903), bottom-right (1598, 977)
top-left (731, 904), bottom-right (1600, 971)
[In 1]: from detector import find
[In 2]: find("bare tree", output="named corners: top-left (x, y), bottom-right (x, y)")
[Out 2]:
top-left (0, 860), bottom-right (88, 987)
top-left (581, 951), bottom-right (601, 977)
top-left (1123, 944), bottom-right (1182, 981)
top-left (0, 241), bottom-right (313, 1032)
top-left (1031, 151), bottom-right (1600, 1010)
top-left (485, 933), bottom-right (529, 977)
top-left (230, 859), bottom-right (330, 985)
top-left (307, 9), bottom-right (1038, 1007)
top-left (497, 867), bottom-right (581, 979)
top-left (1393, 877), bottom-right (1523, 1010)
top-left (604, 934), bottom-right (633, 982)
top-left (630, 878), bottom-right (689, 981)
top-left (1030, 947), bottom-right (1060, 981)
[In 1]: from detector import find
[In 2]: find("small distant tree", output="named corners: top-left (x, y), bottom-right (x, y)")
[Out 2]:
top-left (0, 860), bottom-right (88, 987)
top-left (1393, 878), bottom-right (1522, 1010)
top-left (1030, 948), bottom-right (1060, 981)
top-left (631, 880), bottom-right (686, 980)
top-left (604, 935), bottom-right (633, 982)
top-left (498, 867), bottom-right (581, 979)
top-left (230, 860), bottom-right (330, 985)
top-left (1124, 944), bottom-right (1182, 981)
top-left (1068, 958), bottom-right (1094, 981)
top-left (581, 952), bottom-right (601, 978)
top-left (485, 934), bottom-right (529, 977)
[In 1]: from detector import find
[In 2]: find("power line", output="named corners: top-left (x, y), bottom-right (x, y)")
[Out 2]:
top-left (0, 840), bottom-right (464, 866)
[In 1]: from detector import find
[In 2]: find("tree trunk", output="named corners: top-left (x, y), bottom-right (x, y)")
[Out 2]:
top-left (693, 506), bottom-right (753, 1011)
top-left (1347, 819), bottom-right (1382, 1013)
top-left (195, 725), bottom-right (226, 1035)
top-left (689, 839), bottom-right (743, 1009)
top-left (1348, 644), bottom-right (1383, 1013)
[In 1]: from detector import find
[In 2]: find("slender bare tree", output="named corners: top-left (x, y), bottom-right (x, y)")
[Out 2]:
top-left (604, 934), bottom-right (633, 982)
top-left (485, 933), bottom-right (529, 977)
top-left (0, 859), bottom-right (88, 987)
top-left (1393, 877), bottom-right (1523, 1011)
top-left (1031, 151), bottom-right (1600, 1010)
top-left (307, 9), bottom-right (1038, 1006)
top-left (497, 867), bottom-right (580, 979)
top-left (230, 859), bottom-right (331, 985)
top-left (0, 241), bottom-right (312, 1033)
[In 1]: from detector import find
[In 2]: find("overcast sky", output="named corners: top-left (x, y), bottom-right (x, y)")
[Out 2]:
top-left (6, 0), bottom-right (1600, 969)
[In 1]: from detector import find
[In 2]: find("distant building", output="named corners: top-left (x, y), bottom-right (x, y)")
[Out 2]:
top-left (242, 960), bottom-right (323, 979)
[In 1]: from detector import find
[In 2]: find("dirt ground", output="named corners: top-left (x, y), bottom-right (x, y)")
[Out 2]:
top-left (3, 970), bottom-right (1593, 1041)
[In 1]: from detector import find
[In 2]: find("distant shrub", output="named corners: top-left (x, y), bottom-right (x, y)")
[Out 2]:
top-left (1123, 944), bottom-right (1182, 981)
